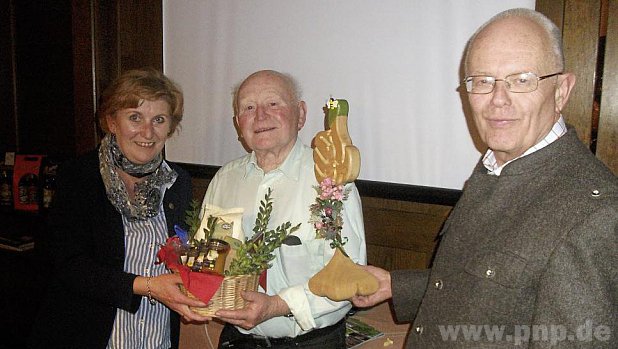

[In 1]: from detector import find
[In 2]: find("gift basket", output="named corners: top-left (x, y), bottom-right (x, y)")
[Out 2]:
top-left (158, 188), bottom-right (300, 316)
top-left (177, 273), bottom-right (260, 317)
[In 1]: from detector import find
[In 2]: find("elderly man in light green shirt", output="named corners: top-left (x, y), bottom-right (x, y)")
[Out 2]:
top-left (201, 70), bottom-right (366, 348)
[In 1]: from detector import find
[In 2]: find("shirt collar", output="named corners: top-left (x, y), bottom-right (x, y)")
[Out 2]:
top-left (244, 138), bottom-right (303, 181)
top-left (161, 160), bottom-right (176, 189)
top-left (483, 116), bottom-right (567, 176)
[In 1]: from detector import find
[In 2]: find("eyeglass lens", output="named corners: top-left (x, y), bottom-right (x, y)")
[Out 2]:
top-left (464, 72), bottom-right (561, 94)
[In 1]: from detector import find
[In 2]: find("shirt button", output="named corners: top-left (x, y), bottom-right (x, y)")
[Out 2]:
top-left (485, 269), bottom-right (495, 278)
top-left (414, 325), bottom-right (424, 335)
top-left (434, 279), bottom-right (443, 290)
top-left (168, 202), bottom-right (175, 209)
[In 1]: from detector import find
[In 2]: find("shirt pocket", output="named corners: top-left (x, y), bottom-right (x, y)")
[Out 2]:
top-left (463, 250), bottom-right (528, 314)
top-left (278, 239), bottom-right (326, 283)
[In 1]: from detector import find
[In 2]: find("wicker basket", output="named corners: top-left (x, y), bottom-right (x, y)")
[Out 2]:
top-left (179, 273), bottom-right (260, 317)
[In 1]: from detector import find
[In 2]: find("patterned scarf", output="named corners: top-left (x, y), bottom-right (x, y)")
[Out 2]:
top-left (99, 134), bottom-right (177, 221)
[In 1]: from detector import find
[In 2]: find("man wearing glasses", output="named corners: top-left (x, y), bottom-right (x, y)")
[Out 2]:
top-left (352, 8), bottom-right (617, 349)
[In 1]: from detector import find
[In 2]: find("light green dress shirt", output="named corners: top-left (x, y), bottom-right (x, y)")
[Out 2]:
top-left (201, 139), bottom-right (367, 338)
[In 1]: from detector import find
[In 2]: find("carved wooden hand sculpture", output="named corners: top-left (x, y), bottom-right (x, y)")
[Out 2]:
top-left (313, 99), bottom-right (361, 184)
top-left (309, 247), bottom-right (379, 301)
top-left (309, 98), bottom-right (378, 301)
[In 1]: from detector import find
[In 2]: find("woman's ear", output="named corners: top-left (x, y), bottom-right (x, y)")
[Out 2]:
top-left (106, 114), bottom-right (117, 134)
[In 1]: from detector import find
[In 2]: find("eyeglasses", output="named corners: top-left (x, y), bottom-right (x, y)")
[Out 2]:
top-left (463, 72), bottom-right (563, 94)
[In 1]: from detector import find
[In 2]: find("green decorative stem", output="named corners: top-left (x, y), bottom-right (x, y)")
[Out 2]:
top-left (327, 99), bottom-right (349, 128)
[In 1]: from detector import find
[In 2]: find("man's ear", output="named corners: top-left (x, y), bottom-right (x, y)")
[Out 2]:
top-left (233, 115), bottom-right (242, 139)
top-left (555, 73), bottom-right (576, 113)
top-left (297, 101), bottom-right (307, 130)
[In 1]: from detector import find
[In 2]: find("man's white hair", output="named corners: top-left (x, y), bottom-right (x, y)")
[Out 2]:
top-left (464, 8), bottom-right (564, 74)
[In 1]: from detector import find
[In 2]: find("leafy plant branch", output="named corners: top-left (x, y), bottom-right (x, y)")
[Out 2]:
top-left (226, 189), bottom-right (301, 276)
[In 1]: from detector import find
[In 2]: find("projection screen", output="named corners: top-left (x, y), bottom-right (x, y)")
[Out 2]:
top-left (163, 0), bottom-right (535, 190)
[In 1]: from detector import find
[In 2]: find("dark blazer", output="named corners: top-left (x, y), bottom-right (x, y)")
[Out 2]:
top-left (29, 150), bottom-right (192, 349)
top-left (392, 128), bottom-right (618, 349)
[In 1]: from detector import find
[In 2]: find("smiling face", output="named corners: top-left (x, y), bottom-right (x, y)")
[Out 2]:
top-left (235, 71), bottom-right (306, 168)
top-left (106, 99), bottom-right (172, 164)
top-left (466, 17), bottom-right (573, 165)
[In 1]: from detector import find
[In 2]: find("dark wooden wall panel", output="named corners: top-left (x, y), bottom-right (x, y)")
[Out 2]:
top-left (117, 0), bottom-right (163, 72)
top-left (9, 0), bottom-right (75, 158)
top-left (597, 1), bottom-right (618, 173)
top-left (72, 0), bottom-right (98, 155)
top-left (189, 175), bottom-right (453, 272)
top-left (561, 0), bottom-right (601, 145)
top-left (536, 0), bottom-right (564, 30)
top-left (0, 0), bottom-right (17, 157)
top-left (367, 245), bottom-right (428, 272)
top-left (191, 177), bottom-right (210, 205)
top-left (69, 0), bottom-right (165, 155)
top-left (93, 0), bottom-right (119, 107)
top-left (537, 0), bottom-right (616, 175)
top-left (362, 197), bottom-right (452, 270)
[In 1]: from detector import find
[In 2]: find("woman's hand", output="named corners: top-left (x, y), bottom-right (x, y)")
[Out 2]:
top-left (142, 273), bottom-right (212, 322)
top-left (214, 291), bottom-right (289, 330)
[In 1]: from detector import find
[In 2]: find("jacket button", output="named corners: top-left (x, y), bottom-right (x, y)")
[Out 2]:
top-left (485, 269), bottom-right (495, 278)
top-left (414, 325), bottom-right (424, 335)
top-left (434, 279), bottom-right (443, 290)
top-left (168, 203), bottom-right (175, 210)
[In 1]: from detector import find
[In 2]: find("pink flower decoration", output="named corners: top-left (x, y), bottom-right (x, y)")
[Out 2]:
top-left (310, 177), bottom-right (352, 251)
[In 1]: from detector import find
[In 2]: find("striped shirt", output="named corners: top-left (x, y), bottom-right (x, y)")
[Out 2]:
top-left (483, 116), bottom-right (567, 176)
top-left (107, 167), bottom-right (175, 348)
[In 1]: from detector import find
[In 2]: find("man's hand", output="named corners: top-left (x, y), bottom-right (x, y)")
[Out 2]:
top-left (214, 291), bottom-right (290, 330)
top-left (350, 265), bottom-right (392, 308)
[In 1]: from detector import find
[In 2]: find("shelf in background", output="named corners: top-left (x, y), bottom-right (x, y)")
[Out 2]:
top-left (0, 209), bottom-right (46, 253)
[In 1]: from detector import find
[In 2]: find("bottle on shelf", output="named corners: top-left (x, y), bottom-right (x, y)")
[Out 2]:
top-left (18, 174), bottom-right (30, 205)
top-left (42, 164), bottom-right (57, 209)
top-left (0, 170), bottom-right (13, 208)
top-left (27, 174), bottom-right (39, 205)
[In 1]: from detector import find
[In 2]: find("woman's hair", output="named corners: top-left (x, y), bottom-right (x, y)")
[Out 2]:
top-left (97, 69), bottom-right (184, 136)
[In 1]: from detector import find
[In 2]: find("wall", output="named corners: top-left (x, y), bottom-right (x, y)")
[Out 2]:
top-left (2, 0), bottom-right (613, 171)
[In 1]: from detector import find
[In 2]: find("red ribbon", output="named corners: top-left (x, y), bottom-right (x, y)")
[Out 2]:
top-left (259, 269), bottom-right (267, 290)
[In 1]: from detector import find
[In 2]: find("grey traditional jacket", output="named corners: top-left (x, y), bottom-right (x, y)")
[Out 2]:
top-left (391, 128), bottom-right (618, 348)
